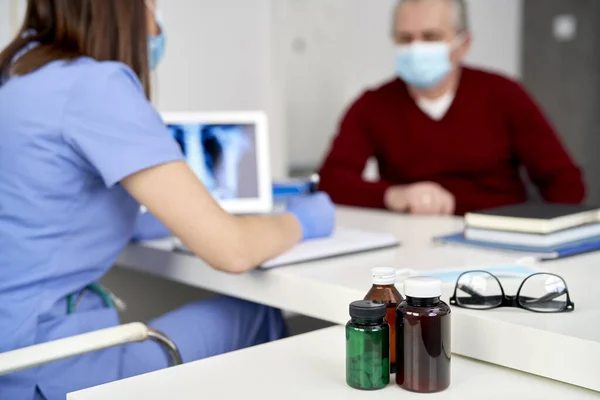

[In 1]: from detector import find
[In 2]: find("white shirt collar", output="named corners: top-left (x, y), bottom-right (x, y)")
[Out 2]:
top-left (415, 91), bottom-right (455, 121)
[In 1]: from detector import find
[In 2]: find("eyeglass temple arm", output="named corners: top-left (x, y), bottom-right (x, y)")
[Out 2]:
top-left (456, 284), bottom-right (486, 298)
top-left (519, 289), bottom-right (568, 305)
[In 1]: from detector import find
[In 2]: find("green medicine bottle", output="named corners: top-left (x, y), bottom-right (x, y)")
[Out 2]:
top-left (346, 300), bottom-right (390, 391)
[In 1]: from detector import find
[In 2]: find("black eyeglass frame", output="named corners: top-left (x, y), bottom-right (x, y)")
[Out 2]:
top-left (449, 271), bottom-right (575, 313)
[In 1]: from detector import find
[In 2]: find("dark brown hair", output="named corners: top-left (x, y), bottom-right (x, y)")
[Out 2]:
top-left (0, 0), bottom-right (151, 97)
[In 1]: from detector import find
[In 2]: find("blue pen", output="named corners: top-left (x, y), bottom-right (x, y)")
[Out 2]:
top-left (273, 174), bottom-right (320, 198)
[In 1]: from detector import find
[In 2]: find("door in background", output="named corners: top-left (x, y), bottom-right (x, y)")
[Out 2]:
top-left (522, 0), bottom-right (600, 204)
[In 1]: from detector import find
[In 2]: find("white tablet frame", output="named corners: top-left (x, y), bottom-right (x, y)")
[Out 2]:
top-left (161, 111), bottom-right (272, 215)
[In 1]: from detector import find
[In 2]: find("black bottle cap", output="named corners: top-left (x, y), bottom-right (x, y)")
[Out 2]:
top-left (349, 300), bottom-right (386, 320)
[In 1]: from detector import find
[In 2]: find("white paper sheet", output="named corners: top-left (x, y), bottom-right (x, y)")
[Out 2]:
top-left (260, 227), bottom-right (399, 269)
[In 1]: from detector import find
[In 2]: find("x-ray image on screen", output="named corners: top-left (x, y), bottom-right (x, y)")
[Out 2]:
top-left (167, 123), bottom-right (259, 200)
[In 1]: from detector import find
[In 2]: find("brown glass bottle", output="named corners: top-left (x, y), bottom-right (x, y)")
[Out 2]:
top-left (396, 277), bottom-right (451, 393)
top-left (364, 267), bottom-right (404, 374)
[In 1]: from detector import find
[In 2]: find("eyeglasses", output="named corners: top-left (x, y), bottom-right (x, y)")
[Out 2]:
top-left (449, 271), bottom-right (574, 313)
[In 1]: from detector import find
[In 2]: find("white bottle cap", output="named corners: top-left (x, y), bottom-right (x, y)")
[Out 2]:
top-left (404, 277), bottom-right (442, 298)
top-left (371, 266), bottom-right (397, 285)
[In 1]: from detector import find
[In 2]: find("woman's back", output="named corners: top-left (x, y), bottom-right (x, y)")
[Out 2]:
top-left (0, 57), bottom-right (154, 304)
top-left (0, 57), bottom-right (183, 399)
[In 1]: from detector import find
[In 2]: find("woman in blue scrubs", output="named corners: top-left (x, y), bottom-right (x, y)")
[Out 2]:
top-left (0, 1), bottom-right (335, 399)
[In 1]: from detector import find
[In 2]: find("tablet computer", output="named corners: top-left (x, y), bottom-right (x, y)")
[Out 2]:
top-left (162, 111), bottom-right (272, 214)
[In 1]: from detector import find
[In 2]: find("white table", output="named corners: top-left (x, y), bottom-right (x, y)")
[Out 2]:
top-left (117, 207), bottom-right (600, 392)
top-left (68, 326), bottom-right (599, 400)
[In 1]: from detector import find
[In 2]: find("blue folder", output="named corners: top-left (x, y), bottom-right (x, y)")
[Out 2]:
top-left (434, 232), bottom-right (600, 260)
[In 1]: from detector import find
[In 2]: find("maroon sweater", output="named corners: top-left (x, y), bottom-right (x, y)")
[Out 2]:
top-left (318, 67), bottom-right (586, 215)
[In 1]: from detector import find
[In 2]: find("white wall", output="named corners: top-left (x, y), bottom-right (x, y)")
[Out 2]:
top-left (467, 0), bottom-right (522, 78)
top-left (0, 2), bottom-right (11, 50)
top-left (156, 0), bottom-right (287, 178)
top-left (279, 0), bottom-right (524, 169)
top-left (0, 0), bottom-right (26, 49)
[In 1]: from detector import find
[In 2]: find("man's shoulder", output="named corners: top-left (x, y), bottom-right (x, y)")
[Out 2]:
top-left (462, 66), bottom-right (536, 105)
top-left (351, 77), bottom-right (406, 107)
top-left (462, 66), bottom-right (522, 90)
top-left (368, 77), bottom-right (406, 96)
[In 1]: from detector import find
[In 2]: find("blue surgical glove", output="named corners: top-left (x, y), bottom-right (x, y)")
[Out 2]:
top-left (286, 192), bottom-right (335, 240)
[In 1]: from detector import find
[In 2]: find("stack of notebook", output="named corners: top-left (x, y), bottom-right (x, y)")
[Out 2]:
top-left (435, 204), bottom-right (600, 260)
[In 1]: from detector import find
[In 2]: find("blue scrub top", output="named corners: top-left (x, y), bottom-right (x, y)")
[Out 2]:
top-left (0, 57), bottom-right (183, 398)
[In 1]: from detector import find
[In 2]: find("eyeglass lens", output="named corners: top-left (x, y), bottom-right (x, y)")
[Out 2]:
top-left (455, 271), bottom-right (503, 309)
top-left (518, 274), bottom-right (569, 312)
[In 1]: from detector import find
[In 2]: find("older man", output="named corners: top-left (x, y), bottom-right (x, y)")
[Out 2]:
top-left (318, 0), bottom-right (585, 215)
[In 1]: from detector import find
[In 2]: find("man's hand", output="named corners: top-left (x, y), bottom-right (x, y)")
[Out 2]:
top-left (384, 182), bottom-right (456, 215)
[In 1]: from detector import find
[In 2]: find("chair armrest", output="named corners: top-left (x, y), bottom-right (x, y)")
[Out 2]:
top-left (0, 323), bottom-right (181, 376)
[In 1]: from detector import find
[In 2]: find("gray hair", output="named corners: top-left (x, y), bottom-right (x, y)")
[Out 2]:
top-left (396, 0), bottom-right (470, 33)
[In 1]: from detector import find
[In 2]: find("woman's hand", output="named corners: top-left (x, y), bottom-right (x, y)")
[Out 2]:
top-left (286, 192), bottom-right (336, 240)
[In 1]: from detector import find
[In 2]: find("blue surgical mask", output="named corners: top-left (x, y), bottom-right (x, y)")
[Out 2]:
top-left (395, 41), bottom-right (454, 89)
top-left (147, 8), bottom-right (166, 71)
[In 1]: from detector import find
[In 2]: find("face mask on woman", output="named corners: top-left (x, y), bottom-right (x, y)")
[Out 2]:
top-left (145, 0), bottom-right (166, 71)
